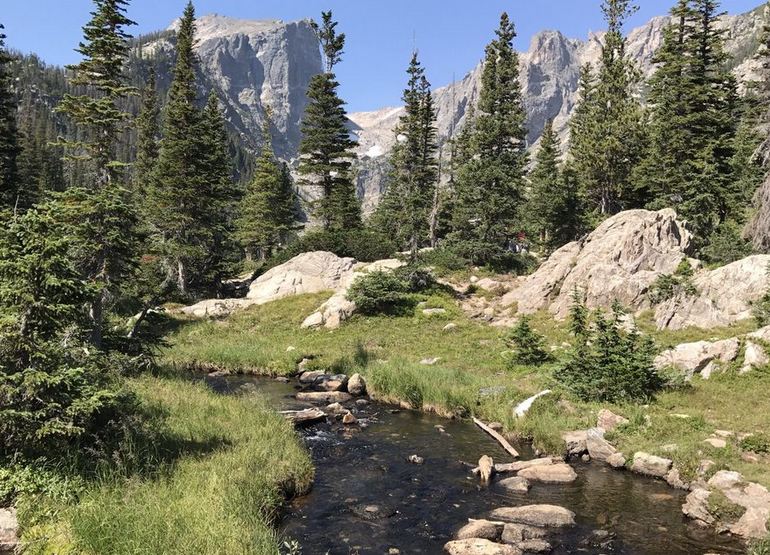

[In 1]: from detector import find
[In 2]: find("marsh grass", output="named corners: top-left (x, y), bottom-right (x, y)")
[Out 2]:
top-left (21, 377), bottom-right (313, 555)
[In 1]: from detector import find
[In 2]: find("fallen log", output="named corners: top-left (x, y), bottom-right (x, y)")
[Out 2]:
top-left (472, 417), bottom-right (520, 459)
top-left (281, 408), bottom-right (326, 426)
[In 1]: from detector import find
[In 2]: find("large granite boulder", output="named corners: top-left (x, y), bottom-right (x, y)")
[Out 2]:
top-left (655, 255), bottom-right (770, 330)
top-left (502, 209), bottom-right (692, 319)
top-left (653, 338), bottom-right (741, 379)
top-left (489, 505), bottom-right (576, 528)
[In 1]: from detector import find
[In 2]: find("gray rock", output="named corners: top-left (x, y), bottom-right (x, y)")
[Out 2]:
top-left (607, 452), bottom-right (627, 469)
top-left (456, 520), bottom-right (504, 541)
top-left (562, 430), bottom-right (588, 456)
top-left (498, 476), bottom-right (531, 493)
top-left (518, 463), bottom-right (577, 484)
top-left (443, 538), bottom-right (522, 555)
top-left (296, 391), bottom-right (352, 404)
top-left (630, 452), bottom-right (673, 478)
top-left (517, 539), bottom-right (552, 553)
top-left (348, 373), bottom-right (367, 396)
top-left (500, 523), bottom-right (548, 544)
top-left (597, 409), bottom-right (629, 432)
top-left (665, 468), bottom-right (689, 490)
top-left (653, 338), bottom-right (740, 379)
top-left (490, 505), bottom-right (576, 528)
top-left (586, 428), bottom-right (617, 462)
top-left (422, 308), bottom-right (447, 316)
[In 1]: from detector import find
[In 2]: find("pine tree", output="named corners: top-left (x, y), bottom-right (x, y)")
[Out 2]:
top-left (0, 23), bottom-right (20, 211)
top-left (236, 111), bottom-right (296, 261)
top-left (375, 52), bottom-right (438, 259)
top-left (568, 0), bottom-right (645, 216)
top-left (526, 119), bottom-right (561, 247)
top-left (299, 11), bottom-right (360, 231)
top-left (133, 69), bottom-right (160, 195)
top-left (641, 0), bottom-right (739, 241)
top-left (198, 90), bottom-right (240, 290)
top-left (54, 0), bottom-right (140, 348)
top-left (451, 13), bottom-right (527, 262)
top-left (148, 2), bottom-right (203, 295)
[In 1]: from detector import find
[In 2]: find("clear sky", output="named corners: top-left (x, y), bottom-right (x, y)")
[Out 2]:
top-left (2, 0), bottom-right (762, 112)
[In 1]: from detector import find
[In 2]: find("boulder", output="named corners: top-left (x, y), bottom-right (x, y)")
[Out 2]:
top-left (314, 374), bottom-right (348, 392)
top-left (703, 437), bottom-right (727, 449)
top-left (630, 452), bottom-right (673, 478)
top-left (456, 520), bottom-right (504, 541)
top-left (302, 292), bottom-right (356, 329)
top-left (741, 341), bottom-right (769, 374)
top-left (597, 409), bottom-right (629, 432)
top-left (517, 539), bottom-right (552, 553)
top-left (342, 412), bottom-right (357, 425)
top-left (296, 391), bottom-right (352, 404)
top-left (180, 298), bottom-right (249, 318)
top-left (665, 468), bottom-right (689, 490)
top-left (655, 254), bottom-right (770, 330)
top-left (607, 452), bottom-right (627, 469)
top-left (498, 476), bottom-right (531, 493)
top-left (562, 430), bottom-right (587, 456)
top-left (502, 209), bottom-right (692, 319)
top-left (0, 508), bottom-right (17, 555)
top-left (489, 505), bottom-right (576, 528)
top-left (518, 463), bottom-right (577, 484)
top-left (444, 539), bottom-right (522, 555)
top-left (298, 370), bottom-right (326, 384)
top-left (500, 523), bottom-right (548, 544)
top-left (653, 338), bottom-right (740, 379)
top-left (682, 488), bottom-right (715, 525)
top-left (347, 373), bottom-right (367, 396)
top-left (247, 251), bottom-right (356, 303)
top-left (586, 428), bottom-right (617, 462)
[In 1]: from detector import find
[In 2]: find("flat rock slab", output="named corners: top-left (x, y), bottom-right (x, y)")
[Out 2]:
top-left (444, 538), bottom-right (522, 555)
top-left (456, 520), bottom-right (504, 541)
top-left (490, 505), bottom-right (576, 528)
top-left (498, 476), bottom-right (531, 493)
top-left (296, 391), bottom-right (352, 404)
top-left (501, 523), bottom-right (548, 544)
top-left (282, 408), bottom-right (326, 426)
top-left (518, 463), bottom-right (577, 483)
top-left (630, 452), bottom-right (673, 478)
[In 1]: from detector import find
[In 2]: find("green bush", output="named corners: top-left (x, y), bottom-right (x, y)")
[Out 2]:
top-left (346, 271), bottom-right (415, 315)
top-left (438, 239), bottom-right (537, 274)
top-left (268, 228), bottom-right (397, 267)
top-left (415, 247), bottom-right (470, 274)
top-left (700, 221), bottom-right (754, 266)
top-left (740, 433), bottom-right (770, 454)
top-left (649, 259), bottom-right (697, 304)
top-left (554, 294), bottom-right (663, 403)
top-left (506, 317), bottom-right (553, 366)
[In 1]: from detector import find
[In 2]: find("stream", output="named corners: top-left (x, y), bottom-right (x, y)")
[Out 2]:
top-left (204, 375), bottom-right (745, 555)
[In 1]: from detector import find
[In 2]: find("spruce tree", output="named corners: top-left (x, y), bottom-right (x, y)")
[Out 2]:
top-left (641, 0), bottom-right (739, 241)
top-left (148, 2), bottom-right (203, 295)
top-left (0, 23), bottom-right (20, 211)
top-left (568, 0), bottom-right (645, 215)
top-left (526, 119), bottom-right (561, 247)
top-left (299, 11), bottom-right (360, 231)
top-left (451, 13), bottom-right (527, 263)
top-left (236, 111), bottom-right (296, 261)
top-left (375, 52), bottom-right (438, 259)
top-left (133, 69), bottom-right (160, 195)
top-left (54, 0), bottom-right (140, 348)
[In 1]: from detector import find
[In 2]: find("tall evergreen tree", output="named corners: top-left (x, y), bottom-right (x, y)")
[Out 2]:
top-left (0, 23), bottom-right (20, 211)
top-left (375, 52), bottom-right (438, 259)
top-left (299, 11), bottom-right (360, 231)
top-left (641, 0), bottom-right (739, 240)
top-left (526, 119), bottom-right (561, 247)
top-left (451, 13), bottom-right (527, 261)
top-left (148, 2), bottom-right (203, 295)
top-left (569, 0), bottom-right (645, 215)
top-left (236, 111), bottom-right (296, 261)
top-left (133, 68), bottom-right (160, 195)
top-left (54, 0), bottom-right (140, 347)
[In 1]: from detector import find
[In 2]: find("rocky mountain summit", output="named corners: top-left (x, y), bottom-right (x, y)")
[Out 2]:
top-left (142, 6), bottom-right (764, 212)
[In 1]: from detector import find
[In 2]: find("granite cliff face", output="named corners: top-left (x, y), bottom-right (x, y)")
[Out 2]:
top-left (147, 7), bottom-right (764, 213)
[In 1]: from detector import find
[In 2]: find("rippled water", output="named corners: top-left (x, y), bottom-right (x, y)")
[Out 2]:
top-left (205, 375), bottom-right (744, 555)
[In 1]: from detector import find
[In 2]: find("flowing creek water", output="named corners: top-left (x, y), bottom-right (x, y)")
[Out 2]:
top-left (204, 375), bottom-right (745, 555)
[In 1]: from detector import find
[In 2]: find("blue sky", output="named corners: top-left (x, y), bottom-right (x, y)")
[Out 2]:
top-left (2, 0), bottom-right (762, 112)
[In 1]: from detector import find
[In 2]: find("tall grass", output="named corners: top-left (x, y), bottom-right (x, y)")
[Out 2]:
top-left (22, 377), bottom-right (313, 555)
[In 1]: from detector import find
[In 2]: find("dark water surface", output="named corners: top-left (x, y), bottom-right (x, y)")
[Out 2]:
top-left (205, 375), bottom-right (744, 555)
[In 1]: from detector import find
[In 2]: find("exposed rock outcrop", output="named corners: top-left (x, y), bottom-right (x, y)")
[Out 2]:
top-left (502, 209), bottom-right (692, 319)
top-left (0, 508), bottom-right (18, 555)
top-left (655, 255), bottom-right (770, 330)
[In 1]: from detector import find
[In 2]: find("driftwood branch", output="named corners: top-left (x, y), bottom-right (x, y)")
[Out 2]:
top-left (472, 417), bottom-right (519, 459)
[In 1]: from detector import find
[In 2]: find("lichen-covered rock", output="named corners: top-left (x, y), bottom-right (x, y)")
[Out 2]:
top-left (597, 409), bottom-right (629, 432)
top-left (655, 255), bottom-right (770, 330)
top-left (503, 209), bottom-right (692, 319)
top-left (490, 505), bottom-right (576, 528)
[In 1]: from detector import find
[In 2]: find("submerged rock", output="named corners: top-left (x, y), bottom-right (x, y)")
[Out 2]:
top-left (498, 476), bottom-right (531, 493)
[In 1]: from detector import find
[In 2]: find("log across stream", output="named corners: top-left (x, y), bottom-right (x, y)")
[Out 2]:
top-left (204, 374), bottom-right (744, 555)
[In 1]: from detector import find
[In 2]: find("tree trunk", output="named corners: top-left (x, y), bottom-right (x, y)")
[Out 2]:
top-left (177, 259), bottom-right (187, 295)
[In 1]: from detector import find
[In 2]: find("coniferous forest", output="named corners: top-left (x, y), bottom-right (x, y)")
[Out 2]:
top-left (3, 1), bottom-right (770, 554)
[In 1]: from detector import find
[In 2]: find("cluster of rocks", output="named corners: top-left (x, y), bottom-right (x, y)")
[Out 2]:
top-left (654, 325), bottom-right (770, 379)
top-left (445, 504), bottom-right (576, 554)
top-left (284, 370), bottom-right (369, 427)
top-left (562, 409), bottom-right (770, 540)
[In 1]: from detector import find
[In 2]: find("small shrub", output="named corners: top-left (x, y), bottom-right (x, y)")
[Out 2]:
top-left (440, 239), bottom-right (537, 274)
top-left (266, 228), bottom-right (397, 269)
top-left (392, 266), bottom-right (437, 293)
top-left (749, 539), bottom-right (770, 555)
top-left (416, 247), bottom-right (470, 274)
top-left (700, 221), bottom-right (754, 266)
top-left (740, 433), bottom-right (770, 454)
top-left (554, 292), bottom-right (664, 403)
top-left (649, 259), bottom-right (697, 304)
top-left (753, 264), bottom-right (770, 327)
top-left (507, 317), bottom-right (553, 366)
top-left (346, 271), bottom-right (414, 315)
